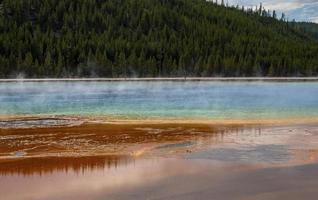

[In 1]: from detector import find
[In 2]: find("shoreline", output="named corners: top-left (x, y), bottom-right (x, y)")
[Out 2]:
top-left (1, 122), bottom-right (318, 172)
top-left (1, 115), bottom-right (318, 164)
top-left (1, 116), bottom-right (318, 161)
top-left (1, 115), bottom-right (318, 128)
top-left (0, 121), bottom-right (241, 160)
top-left (0, 115), bottom-right (318, 130)
top-left (1, 77), bottom-right (318, 82)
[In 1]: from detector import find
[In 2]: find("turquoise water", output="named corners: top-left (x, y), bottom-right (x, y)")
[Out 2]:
top-left (0, 81), bottom-right (318, 119)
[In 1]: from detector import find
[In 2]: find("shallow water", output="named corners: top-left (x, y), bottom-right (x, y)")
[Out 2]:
top-left (0, 81), bottom-right (318, 119)
top-left (2, 125), bottom-right (318, 200)
top-left (2, 81), bottom-right (318, 199)
top-left (3, 157), bottom-right (318, 200)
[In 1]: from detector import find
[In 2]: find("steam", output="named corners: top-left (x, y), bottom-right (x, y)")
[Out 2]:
top-left (0, 80), bottom-right (317, 120)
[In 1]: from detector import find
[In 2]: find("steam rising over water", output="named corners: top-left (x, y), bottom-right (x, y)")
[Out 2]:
top-left (0, 81), bottom-right (317, 119)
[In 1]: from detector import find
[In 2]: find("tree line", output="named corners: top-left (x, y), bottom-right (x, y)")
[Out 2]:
top-left (0, 0), bottom-right (318, 78)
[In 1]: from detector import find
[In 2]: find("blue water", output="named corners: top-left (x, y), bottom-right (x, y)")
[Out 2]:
top-left (0, 81), bottom-right (317, 119)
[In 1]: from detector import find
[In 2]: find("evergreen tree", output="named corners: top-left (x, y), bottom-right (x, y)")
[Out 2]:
top-left (0, 0), bottom-right (317, 78)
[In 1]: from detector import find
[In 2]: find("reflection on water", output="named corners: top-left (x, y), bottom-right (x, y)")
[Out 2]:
top-left (1, 125), bottom-right (318, 175)
top-left (0, 158), bottom-right (188, 200)
top-left (186, 144), bottom-right (291, 163)
top-left (2, 156), bottom-right (318, 200)
top-left (1, 125), bottom-right (318, 199)
top-left (0, 156), bottom-right (131, 176)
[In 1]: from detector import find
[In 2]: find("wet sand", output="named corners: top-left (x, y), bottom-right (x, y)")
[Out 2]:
top-left (1, 117), bottom-right (318, 199)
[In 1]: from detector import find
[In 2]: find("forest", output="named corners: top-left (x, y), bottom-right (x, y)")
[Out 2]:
top-left (294, 22), bottom-right (318, 39)
top-left (0, 0), bottom-right (318, 78)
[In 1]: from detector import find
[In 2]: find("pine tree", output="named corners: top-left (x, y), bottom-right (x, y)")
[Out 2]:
top-left (0, 0), bottom-right (318, 78)
top-left (272, 10), bottom-right (277, 19)
top-left (44, 52), bottom-right (52, 76)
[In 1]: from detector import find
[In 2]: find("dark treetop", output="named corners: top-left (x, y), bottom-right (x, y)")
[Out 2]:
top-left (1, 0), bottom-right (318, 78)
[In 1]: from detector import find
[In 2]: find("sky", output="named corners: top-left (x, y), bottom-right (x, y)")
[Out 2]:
top-left (228, 0), bottom-right (318, 23)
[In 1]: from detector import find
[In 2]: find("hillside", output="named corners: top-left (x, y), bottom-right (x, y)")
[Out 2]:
top-left (294, 22), bottom-right (318, 39)
top-left (0, 0), bottom-right (318, 78)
